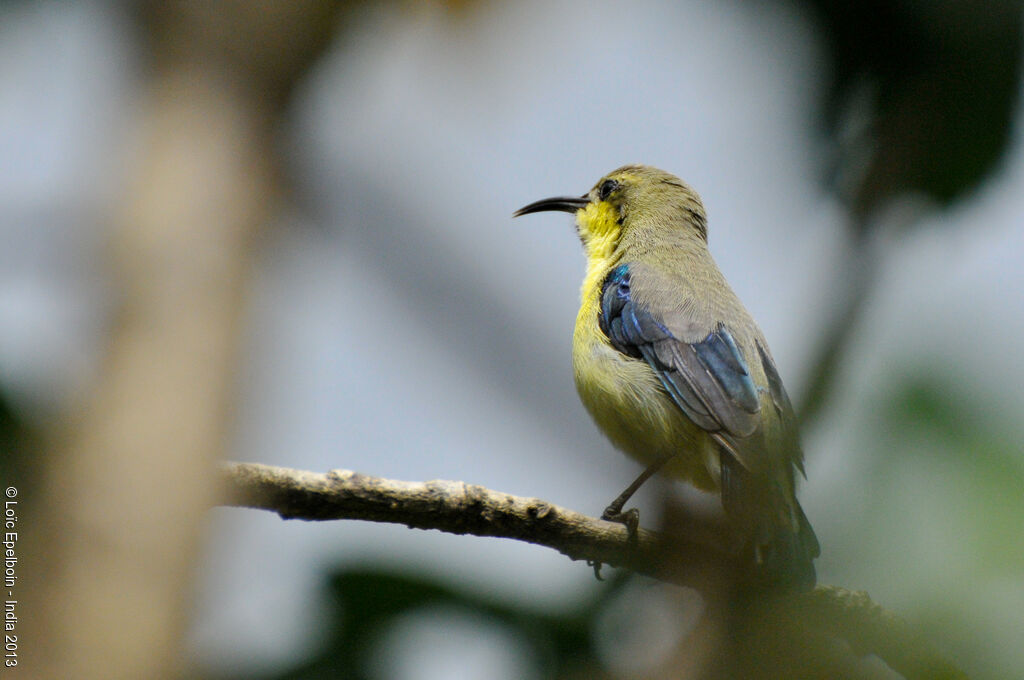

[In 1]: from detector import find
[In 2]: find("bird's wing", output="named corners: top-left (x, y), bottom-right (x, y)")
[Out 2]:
top-left (753, 338), bottom-right (805, 477)
top-left (599, 264), bottom-right (761, 440)
top-left (600, 263), bottom-right (819, 585)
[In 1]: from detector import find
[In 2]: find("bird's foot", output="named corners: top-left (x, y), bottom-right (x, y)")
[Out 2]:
top-left (601, 506), bottom-right (640, 542)
top-left (588, 507), bottom-right (640, 581)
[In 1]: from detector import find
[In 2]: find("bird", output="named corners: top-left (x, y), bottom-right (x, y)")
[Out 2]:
top-left (514, 164), bottom-right (819, 589)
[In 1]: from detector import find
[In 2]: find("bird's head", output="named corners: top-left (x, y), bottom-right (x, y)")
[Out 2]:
top-left (514, 165), bottom-right (708, 258)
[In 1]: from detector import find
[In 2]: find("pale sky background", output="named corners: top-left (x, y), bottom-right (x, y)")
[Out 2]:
top-left (1, 2), bottom-right (1022, 679)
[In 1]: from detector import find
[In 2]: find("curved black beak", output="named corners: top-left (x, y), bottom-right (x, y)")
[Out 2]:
top-left (513, 195), bottom-right (590, 217)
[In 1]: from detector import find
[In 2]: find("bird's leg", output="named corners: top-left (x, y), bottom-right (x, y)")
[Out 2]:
top-left (589, 453), bottom-right (677, 580)
top-left (601, 452), bottom-right (678, 537)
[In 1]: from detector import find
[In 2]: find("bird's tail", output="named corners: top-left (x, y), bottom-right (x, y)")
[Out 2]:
top-left (720, 454), bottom-right (820, 591)
top-left (759, 500), bottom-right (819, 590)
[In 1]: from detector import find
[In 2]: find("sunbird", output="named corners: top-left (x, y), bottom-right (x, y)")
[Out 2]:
top-left (515, 165), bottom-right (819, 588)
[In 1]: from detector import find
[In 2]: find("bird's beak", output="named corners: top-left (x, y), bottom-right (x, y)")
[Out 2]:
top-left (513, 195), bottom-right (590, 217)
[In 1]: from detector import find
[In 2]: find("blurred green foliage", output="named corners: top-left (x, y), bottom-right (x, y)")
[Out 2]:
top-left (793, 0), bottom-right (1023, 428)
top-left (859, 375), bottom-right (1024, 679)
top-left (0, 388), bottom-right (35, 497)
top-left (802, 0), bottom-right (1023, 222)
top-left (876, 376), bottom-right (1023, 576)
top-left (225, 568), bottom-right (629, 680)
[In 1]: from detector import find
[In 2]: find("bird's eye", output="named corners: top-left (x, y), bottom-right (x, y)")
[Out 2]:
top-left (598, 179), bottom-right (620, 201)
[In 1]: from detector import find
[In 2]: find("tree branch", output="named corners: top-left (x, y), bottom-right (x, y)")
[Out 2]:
top-left (220, 461), bottom-right (736, 585)
top-left (219, 462), bottom-right (968, 680)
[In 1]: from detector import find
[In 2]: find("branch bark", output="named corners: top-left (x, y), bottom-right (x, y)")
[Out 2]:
top-left (221, 461), bottom-right (737, 585)
top-left (220, 462), bottom-right (968, 680)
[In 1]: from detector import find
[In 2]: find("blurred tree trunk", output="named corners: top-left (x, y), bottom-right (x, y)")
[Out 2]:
top-left (19, 4), bottom-right (343, 679)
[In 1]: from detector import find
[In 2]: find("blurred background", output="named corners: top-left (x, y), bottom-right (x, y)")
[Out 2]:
top-left (2, 1), bottom-right (1023, 678)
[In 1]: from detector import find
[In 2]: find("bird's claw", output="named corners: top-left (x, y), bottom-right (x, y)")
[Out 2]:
top-left (601, 506), bottom-right (640, 542)
top-left (587, 508), bottom-right (641, 581)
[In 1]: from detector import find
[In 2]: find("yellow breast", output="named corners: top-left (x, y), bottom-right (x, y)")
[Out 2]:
top-left (571, 259), bottom-right (719, 491)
